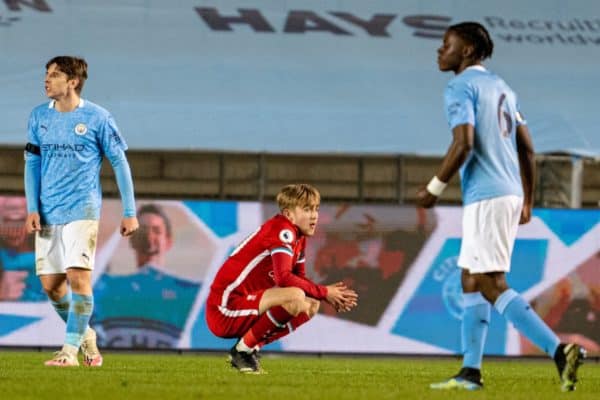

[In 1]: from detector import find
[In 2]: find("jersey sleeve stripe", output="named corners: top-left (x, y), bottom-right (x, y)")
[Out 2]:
top-left (270, 247), bottom-right (294, 257)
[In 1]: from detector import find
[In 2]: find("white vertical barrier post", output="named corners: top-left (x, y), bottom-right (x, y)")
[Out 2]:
top-left (570, 156), bottom-right (583, 209)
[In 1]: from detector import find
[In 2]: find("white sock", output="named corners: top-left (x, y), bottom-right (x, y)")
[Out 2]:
top-left (236, 338), bottom-right (253, 353)
top-left (61, 344), bottom-right (78, 356)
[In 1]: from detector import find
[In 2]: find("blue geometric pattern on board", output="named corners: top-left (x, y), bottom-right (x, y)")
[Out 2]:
top-left (534, 209), bottom-right (599, 246)
top-left (391, 238), bottom-right (548, 354)
top-left (184, 201), bottom-right (238, 237)
top-left (0, 314), bottom-right (41, 336)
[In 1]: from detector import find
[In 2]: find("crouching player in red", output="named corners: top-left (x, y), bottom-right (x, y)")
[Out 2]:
top-left (206, 184), bottom-right (358, 373)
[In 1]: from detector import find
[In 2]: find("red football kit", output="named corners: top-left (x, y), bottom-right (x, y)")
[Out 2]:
top-left (206, 214), bottom-right (328, 338)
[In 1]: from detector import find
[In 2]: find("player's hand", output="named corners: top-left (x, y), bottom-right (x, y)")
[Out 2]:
top-left (0, 270), bottom-right (27, 300)
top-left (326, 282), bottom-right (358, 313)
top-left (416, 186), bottom-right (438, 208)
top-left (120, 216), bottom-right (139, 236)
top-left (24, 212), bottom-right (41, 234)
top-left (519, 203), bottom-right (532, 225)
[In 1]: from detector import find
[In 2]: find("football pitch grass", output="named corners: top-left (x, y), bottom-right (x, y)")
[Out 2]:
top-left (1, 351), bottom-right (598, 400)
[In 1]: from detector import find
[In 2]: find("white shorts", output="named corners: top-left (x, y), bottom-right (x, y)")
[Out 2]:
top-left (457, 195), bottom-right (523, 274)
top-left (35, 220), bottom-right (99, 276)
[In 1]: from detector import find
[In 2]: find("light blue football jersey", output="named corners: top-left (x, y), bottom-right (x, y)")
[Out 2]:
top-left (26, 99), bottom-right (128, 224)
top-left (92, 265), bottom-right (201, 348)
top-left (444, 66), bottom-right (525, 205)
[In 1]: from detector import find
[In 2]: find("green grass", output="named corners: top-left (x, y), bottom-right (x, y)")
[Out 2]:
top-left (0, 351), bottom-right (598, 400)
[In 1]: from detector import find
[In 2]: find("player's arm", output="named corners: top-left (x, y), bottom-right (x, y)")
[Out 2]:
top-left (292, 243), bottom-right (307, 277)
top-left (101, 116), bottom-right (138, 236)
top-left (417, 80), bottom-right (474, 208)
top-left (273, 248), bottom-right (358, 312)
top-left (516, 123), bottom-right (535, 224)
top-left (107, 150), bottom-right (138, 236)
top-left (293, 257), bottom-right (306, 277)
top-left (271, 248), bottom-right (328, 300)
top-left (24, 115), bottom-right (41, 233)
top-left (436, 123), bottom-right (474, 182)
top-left (417, 124), bottom-right (474, 208)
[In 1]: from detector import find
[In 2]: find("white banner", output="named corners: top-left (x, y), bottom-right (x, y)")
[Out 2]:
top-left (1, 1), bottom-right (599, 156)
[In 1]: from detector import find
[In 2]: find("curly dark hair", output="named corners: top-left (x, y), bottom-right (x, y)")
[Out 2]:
top-left (448, 22), bottom-right (494, 61)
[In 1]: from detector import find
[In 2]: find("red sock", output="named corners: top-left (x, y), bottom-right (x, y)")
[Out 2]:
top-left (241, 306), bottom-right (294, 349)
top-left (258, 312), bottom-right (311, 347)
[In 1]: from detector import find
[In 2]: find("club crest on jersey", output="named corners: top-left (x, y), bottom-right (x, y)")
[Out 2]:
top-left (279, 229), bottom-right (294, 244)
top-left (74, 123), bottom-right (88, 136)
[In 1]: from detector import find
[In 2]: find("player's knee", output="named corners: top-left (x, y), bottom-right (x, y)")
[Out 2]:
top-left (285, 287), bottom-right (306, 304)
top-left (68, 274), bottom-right (91, 293)
top-left (42, 285), bottom-right (63, 301)
top-left (306, 298), bottom-right (320, 318)
top-left (284, 289), bottom-right (309, 316)
top-left (461, 270), bottom-right (478, 292)
top-left (293, 298), bottom-right (319, 318)
top-left (40, 279), bottom-right (65, 300)
top-left (480, 284), bottom-right (509, 304)
top-left (479, 290), bottom-right (496, 303)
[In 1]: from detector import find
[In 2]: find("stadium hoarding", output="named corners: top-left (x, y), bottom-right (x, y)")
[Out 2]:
top-left (0, 0), bottom-right (599, 157)
top-left (1, 196), bottom-right (599, 356)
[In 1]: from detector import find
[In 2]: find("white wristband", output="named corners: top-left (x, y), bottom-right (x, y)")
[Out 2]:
top-left (426, 176), bottom-right (447, 197)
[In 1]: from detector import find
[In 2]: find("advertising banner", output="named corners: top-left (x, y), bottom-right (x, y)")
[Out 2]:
top-left (1, 195), bottom-right (598, 356)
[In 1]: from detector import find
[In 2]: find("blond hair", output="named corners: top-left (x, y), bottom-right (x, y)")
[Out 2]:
top-left (276, 184), bottom-right (320, 212)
